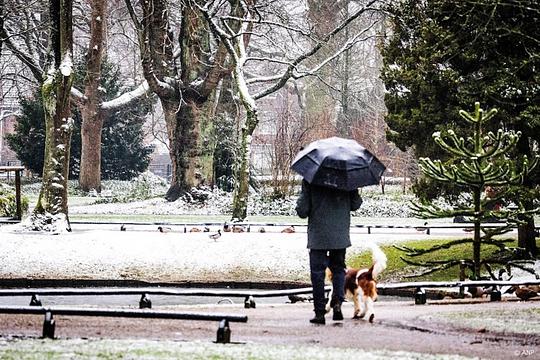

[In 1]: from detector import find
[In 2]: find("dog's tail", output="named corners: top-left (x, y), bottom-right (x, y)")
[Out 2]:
top-left (325, 268), bottom-right (333, 282)
top-left (369, 242), bottom-right (387, 279)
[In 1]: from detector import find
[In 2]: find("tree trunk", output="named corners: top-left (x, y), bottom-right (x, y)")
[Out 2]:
top-left (32, 0), bottom-right (73, 232)
top-left (518, 198), bottom-right (538, 257)
top-left (79, 109), bottom-right (105, 192)
top-left (231, 106), bottom-right (257, 220)
top-left (515, 135), bottom-right (538, 257)
top-left (231, 61), bottom-right (258, 220)
top-left (163, 99), bottom-right (203, 201)
top-left (78, 0), bottom-right (106, 192)
top-left (472, 187), bottom-right (482, 279)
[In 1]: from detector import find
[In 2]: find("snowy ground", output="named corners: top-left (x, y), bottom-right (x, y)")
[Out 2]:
top-left (2, 221), bottom-right (538, 284)
top-left (0, 223), bottom-right (452, 283)
top-left (2, 175), bottom-right (538, 284)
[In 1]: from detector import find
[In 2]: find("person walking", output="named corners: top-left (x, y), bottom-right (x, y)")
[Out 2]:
top-left (296, 179), bottom-right (363, 324)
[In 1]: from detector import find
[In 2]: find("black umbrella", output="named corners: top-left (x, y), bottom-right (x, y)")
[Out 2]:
top-left (291, 137), bottom-right (386, 191)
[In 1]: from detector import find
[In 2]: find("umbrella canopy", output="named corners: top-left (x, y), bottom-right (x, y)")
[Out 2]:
top-left (291, 137), bottom-right (386, 191)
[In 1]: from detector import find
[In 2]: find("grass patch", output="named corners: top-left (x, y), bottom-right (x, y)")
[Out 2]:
top-left (348, 238), bottom-right (540, 282)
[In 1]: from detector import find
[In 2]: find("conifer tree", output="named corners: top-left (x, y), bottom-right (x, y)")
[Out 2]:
top-left (401, 103), bottom-right (539, 280)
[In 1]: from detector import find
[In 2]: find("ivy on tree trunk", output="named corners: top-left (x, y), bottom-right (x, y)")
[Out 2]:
top-left (30, 0), bottom-right (74, 232)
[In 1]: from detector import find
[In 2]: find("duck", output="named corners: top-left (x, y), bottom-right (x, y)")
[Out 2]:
top-left (258, 227), bottom-right (266, 233)
top-left (514, 286), bottom-right (538, 301)
top-left (209, 230), bottom-right (221, 241)
top-left (281, 225), bottom-right (296, 233)
top-left (120, 224), bottom-right (126, 231)
top-left (232, 225), bottom-right (245, 233)
top-left (288, 294), bottom-right (312, 303)
top-left (223, 222), bottom-right (231, 232)
top-left (467, 286), bottom-right (488, 298)
top-left (414, 222), bottom-right (429, 232)
top-left (189, 227), bottom-right (202, 232)
top-left (157, 226), bottom-right (172, 233)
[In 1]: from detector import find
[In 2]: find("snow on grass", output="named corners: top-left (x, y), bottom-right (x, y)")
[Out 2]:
top-left (21, 175), bottom-right (414, 217)
top-left (0, 338), bottom-right (476, 360)
top-left (422, 307), bottom-right (540, 335)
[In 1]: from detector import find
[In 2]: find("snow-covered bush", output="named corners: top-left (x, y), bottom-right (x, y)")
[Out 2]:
top-left (92, 171), bottom-right (169, 203)
top-left (0, 183), bottom-right (29, 217)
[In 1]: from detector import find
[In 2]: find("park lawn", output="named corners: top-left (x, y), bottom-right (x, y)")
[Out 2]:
top-left (348, 237), bottom-right (540, 282)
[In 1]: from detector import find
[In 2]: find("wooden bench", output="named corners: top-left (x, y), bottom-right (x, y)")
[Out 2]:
top-left (0, 166), bottom-right (25, 220)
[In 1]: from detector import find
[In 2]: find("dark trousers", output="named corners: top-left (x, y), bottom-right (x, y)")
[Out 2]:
top-left (309, 248), bottom-right (346, 314)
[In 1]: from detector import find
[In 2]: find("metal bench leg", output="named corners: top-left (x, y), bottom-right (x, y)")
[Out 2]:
top-left (42, 311), bottom-right (55, 339)
top-left (414, 287), bottom-right (426, 305)
top-left (30, 294), bottom-right (42, 306)
top-left (139, 293), bottom-right (152, 309)
top-left (244, 295), bottom-right (256, 308)
top-left (216, 319), bottom-right (231, 343)
top-left (490, 286), bottom-right (501, 301)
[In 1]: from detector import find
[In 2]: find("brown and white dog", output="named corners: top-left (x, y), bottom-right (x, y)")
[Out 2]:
top-left (327, 243), bottom-right (387, 323)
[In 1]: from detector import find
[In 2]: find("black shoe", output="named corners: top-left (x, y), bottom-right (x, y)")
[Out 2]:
top-left (332, 303), bottom-right (343, 321)
top-left (310, 313), bottom-right (326, 325)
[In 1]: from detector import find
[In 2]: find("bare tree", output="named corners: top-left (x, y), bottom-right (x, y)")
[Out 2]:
top-left (201, 0), bottom-right (384, 219)
top-left (0, 0), bottom-right (150, 192)
top-left (124, 0), bottom-right (238, 201)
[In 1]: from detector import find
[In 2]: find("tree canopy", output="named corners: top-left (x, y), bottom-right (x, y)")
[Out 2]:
top-left (381, 0), bottom-right (540, 253)
top-left (382, 0), bottom-right (540, 163)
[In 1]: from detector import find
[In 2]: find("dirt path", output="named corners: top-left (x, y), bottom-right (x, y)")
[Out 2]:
top-left (1, 298), bottom-right (538, 359)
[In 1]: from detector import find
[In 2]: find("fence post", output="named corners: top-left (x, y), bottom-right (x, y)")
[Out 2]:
top-left (15, 169), bottom-right (22, 220)
top-left (414, 287), bottom-right (426, 305)
top-left (139, 293), bottom-right (152, 309)
top-left (30, 294), bottom-right (42, 306)
top-left (216, 319), bottom-right (231, 343)
top-left (459, 260), bottom-right (466, 298)
top-left (42, 311), bottom-right (55, 339)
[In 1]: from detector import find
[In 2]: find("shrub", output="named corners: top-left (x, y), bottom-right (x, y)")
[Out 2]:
top-left (0, 184), bottom-right (29, 217)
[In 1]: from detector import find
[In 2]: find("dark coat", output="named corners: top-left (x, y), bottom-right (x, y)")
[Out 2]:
top-left (295, 180), bottom-right (362, 250)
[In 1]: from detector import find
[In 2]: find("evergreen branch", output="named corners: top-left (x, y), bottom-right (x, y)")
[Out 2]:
top-left (481, 130), bottom-right (520, 159)
top-left (401, 259), bottom-right (463, 278)
top-left (394, 238), bottom-right (473, 257)
top-left (418, 159), bottom-right (454, 182)
top-left (484, 260), bottom-right (539, 278)
top-left (481, 225), bottom-right (513, 239)
top-left (433, 131), bottom-right (471, 158)
top-left (409, 201), bottom-right (469, 218)
top-left (481, 237), bottom-right (514, 249)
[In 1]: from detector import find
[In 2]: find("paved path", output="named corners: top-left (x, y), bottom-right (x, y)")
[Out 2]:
top-left (1, 299), bottom-right (538, 359)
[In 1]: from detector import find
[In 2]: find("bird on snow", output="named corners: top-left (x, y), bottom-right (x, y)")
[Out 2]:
top-left (158, 226), bottom-right (172, 233)
top-left (120, 224), bottom-right (126, 231)
top-left (513, 286), bottom-right (538, 301)
top-left (233, 225), bottom-right (245, 232)
top-left (281, 225), bottom-right (295, 233)
top-left (223, 222), bottom-right (231, 232)
top-left (258, 227), bottom-right (266, 233)
top-left (209, 230), bottom-right (221, 241)
top-left (189, 227), bottom-right (202, 232)
top-left (415, 222), bottom-right (429, 232)
top-left (203, 226), bottom-right (210, 232)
